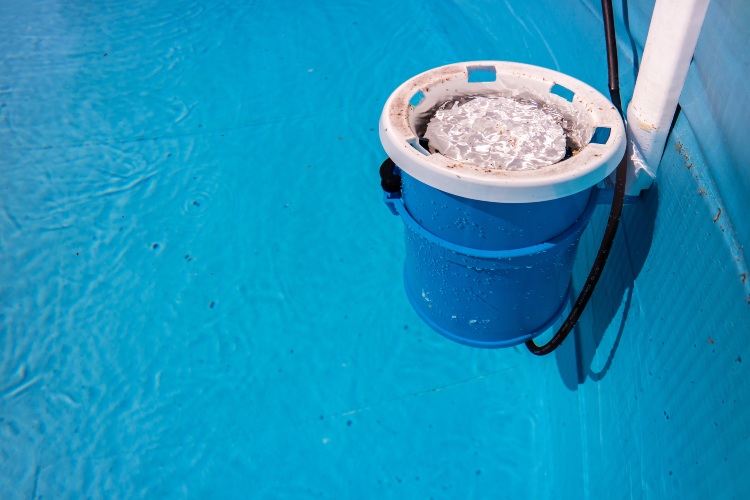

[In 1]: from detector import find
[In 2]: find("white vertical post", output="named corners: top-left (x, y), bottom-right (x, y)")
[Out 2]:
top-left (625, 0), bottom-right (711, 195)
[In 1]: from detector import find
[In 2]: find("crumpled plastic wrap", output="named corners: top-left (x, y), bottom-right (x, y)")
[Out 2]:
top-left (423, 93), bottom-right (593, 171)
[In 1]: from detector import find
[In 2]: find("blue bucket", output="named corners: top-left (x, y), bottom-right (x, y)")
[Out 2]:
top-left (386, 171), bottom-right (597, 348)
top-left (379, 61), bottom-right (626, 348)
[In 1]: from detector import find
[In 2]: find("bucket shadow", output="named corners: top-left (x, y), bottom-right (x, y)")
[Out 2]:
top-left (555, 183), bottom-right (658, 390)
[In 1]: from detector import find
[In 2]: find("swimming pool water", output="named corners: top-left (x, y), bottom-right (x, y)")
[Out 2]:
top-left (2, 0), bottom-right (749, 497)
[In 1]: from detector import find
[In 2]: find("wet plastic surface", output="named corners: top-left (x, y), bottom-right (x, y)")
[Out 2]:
top-left (394, 188), bottom-right (596, 347)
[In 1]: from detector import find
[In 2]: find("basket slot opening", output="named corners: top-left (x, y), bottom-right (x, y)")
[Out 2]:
top-left (409, 91), bottom-right (426, 107)
top-left (550, 83), bottom-right (575, 102)
top-left (467, 66), bottom-right (497, 83)
top-left (407, 137), bottom-right (430, 156)
top-left (590, 127), bottom-right (611, 144)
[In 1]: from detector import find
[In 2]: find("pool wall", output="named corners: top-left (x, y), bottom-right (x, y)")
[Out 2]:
top-left (544, 0), bottom-right (750, 497)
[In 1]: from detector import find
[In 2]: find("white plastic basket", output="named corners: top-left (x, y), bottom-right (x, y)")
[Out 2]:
top-left (379, 61), bottom-right (626, 203)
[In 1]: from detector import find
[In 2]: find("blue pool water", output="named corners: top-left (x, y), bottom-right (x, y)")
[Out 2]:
top-left (2, 0), bottom-right (749, 497)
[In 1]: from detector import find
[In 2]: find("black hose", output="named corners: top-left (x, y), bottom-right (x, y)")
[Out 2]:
top-left (525, 0), bottom-right (627, 356)
top-left (602, 0), bottom-right (623, 117)
top-left (525, 156), bottom-right (627, 355)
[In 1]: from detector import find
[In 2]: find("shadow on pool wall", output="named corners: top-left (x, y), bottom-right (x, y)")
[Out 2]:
top-left (555, 183), bottom-right (658, 390)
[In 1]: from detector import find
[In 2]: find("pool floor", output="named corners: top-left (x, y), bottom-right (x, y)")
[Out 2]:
top-left (1, 0), bottom-right (749, 497)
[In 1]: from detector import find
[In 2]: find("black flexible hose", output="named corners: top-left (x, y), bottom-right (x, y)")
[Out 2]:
top-left (525, 156), bottom-right (627, 355)
top-left (525, 0), bottom-right (627, 356)
top-left (602, 0), bottom-right (623, 117)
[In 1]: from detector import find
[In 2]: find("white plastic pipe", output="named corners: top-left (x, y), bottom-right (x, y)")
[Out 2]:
top-left (625, 0), bottom-right (711, 195)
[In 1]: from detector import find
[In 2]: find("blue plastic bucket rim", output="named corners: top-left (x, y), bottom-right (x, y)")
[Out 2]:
top-left (385, 188), bottom-right (598, 259)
